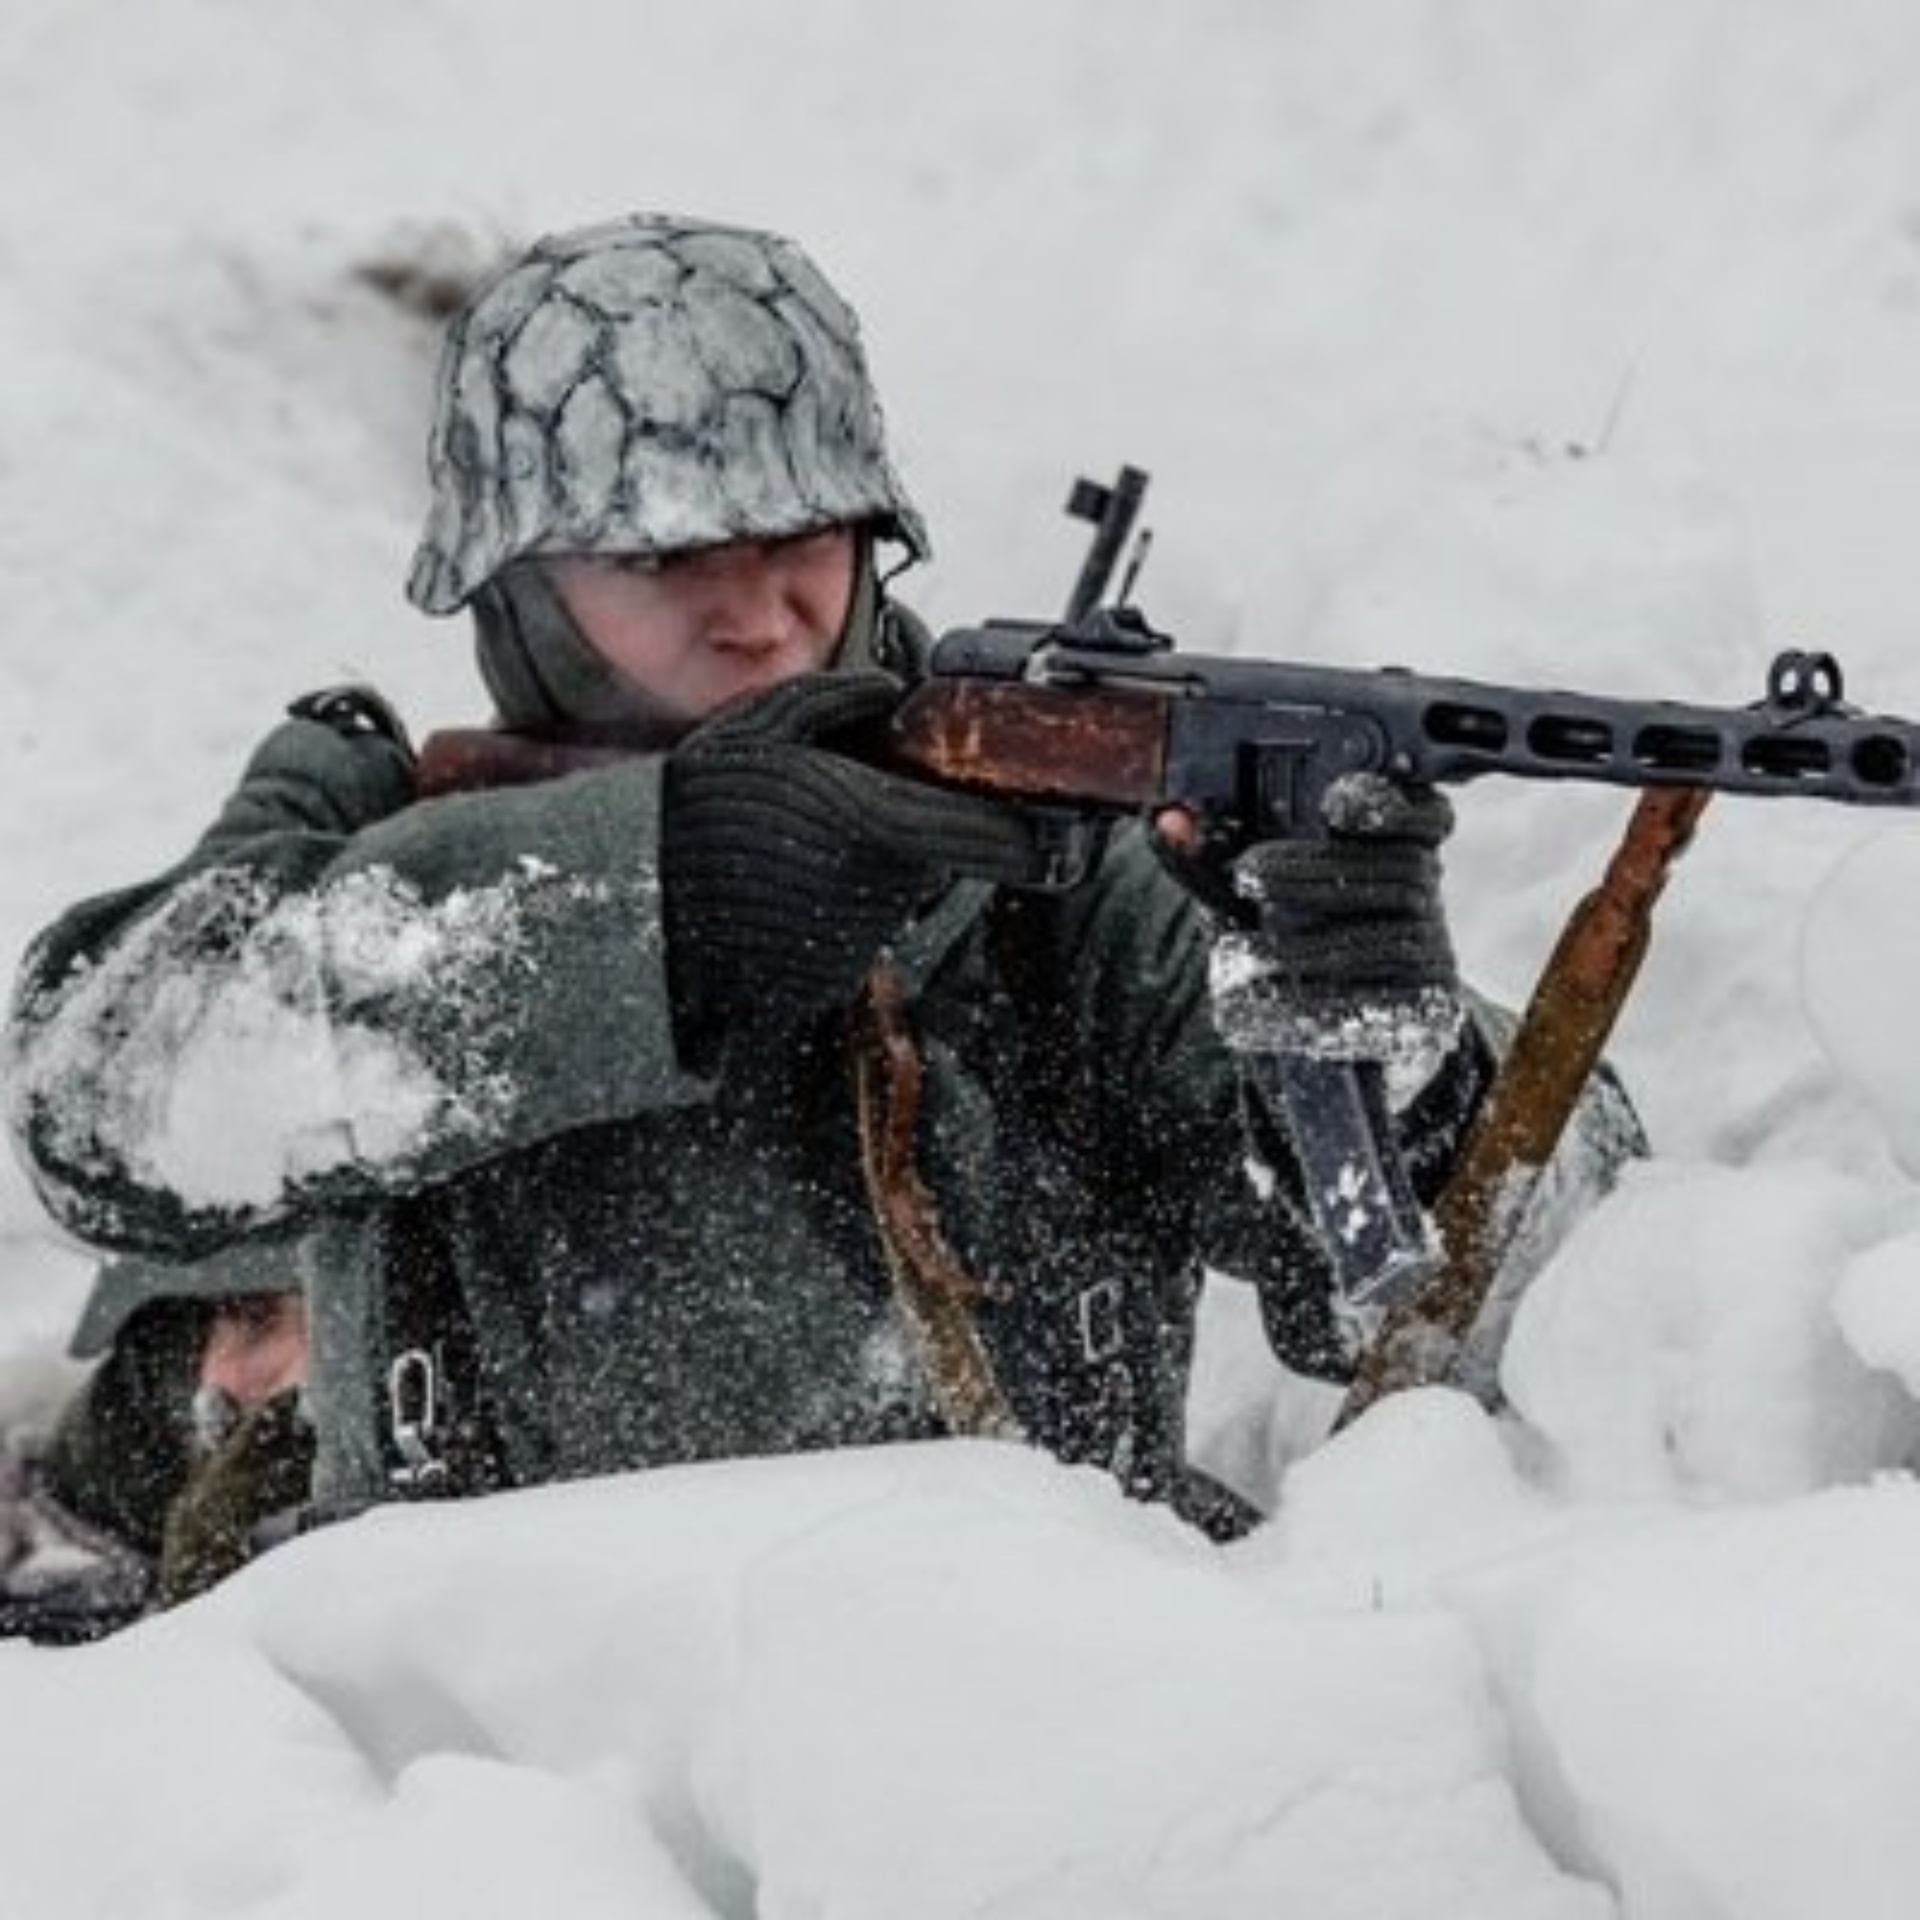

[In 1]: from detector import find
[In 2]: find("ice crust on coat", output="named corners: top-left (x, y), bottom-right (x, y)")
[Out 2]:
top-left (7, 860), bottom-right (614, 1219)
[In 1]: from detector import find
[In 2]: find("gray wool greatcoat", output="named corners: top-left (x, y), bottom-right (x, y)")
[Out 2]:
top-left (5, 682), bottom-right (1636, 1533)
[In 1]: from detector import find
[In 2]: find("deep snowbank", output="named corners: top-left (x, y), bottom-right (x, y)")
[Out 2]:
top-left (0, 1441), bottom-right (1610, 1920)
top-left (7, 1425), bottom-right (1920, 1919)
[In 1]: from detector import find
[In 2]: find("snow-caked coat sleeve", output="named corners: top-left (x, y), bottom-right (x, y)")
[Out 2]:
top-left (5, 709), bottom-right (705, 1255)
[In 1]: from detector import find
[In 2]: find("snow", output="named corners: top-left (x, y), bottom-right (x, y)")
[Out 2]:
top-left (1503, 1158), bottom-right (1920, 1501)
top-left (6, 861), bottom-right (555, 1217)
top-left (0, 1446), bottom-right (1613, 1920)
top-left (7, 0), bottom-right (1920, 1913)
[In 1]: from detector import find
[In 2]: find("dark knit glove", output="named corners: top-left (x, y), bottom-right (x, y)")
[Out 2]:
top-left (1203, 774), bottom-right (1462, 1070)
top-left (662, 674), bottom-right (1044, 1056)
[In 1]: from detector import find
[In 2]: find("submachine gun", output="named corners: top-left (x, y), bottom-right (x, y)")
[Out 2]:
top-left (880, 470), bottom-right (1920, 1412)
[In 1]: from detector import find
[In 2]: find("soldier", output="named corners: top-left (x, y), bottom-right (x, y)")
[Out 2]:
top-left (6, 214), bottom-right (1637, 1548)
top-left (1, 1247), bottom-right (310, 1640)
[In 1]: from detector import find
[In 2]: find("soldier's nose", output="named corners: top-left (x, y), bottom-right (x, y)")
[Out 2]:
top-left (198, 1296), bottom-right (309, 1408)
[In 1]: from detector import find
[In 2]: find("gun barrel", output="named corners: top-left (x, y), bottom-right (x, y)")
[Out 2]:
top-left (1387, 674), bottom-right (1918, 805)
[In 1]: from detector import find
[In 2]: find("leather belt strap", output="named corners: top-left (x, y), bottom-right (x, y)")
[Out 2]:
top-left (851, 964), bottom-right (1022, 1440)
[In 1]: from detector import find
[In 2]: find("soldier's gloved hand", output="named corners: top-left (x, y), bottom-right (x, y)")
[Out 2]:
top-left (1182, 774), bottom-right (1463, 1073)
top-left (156, 1390), bottom-right (315, 1610)
top-left (662, 673), bottom-right (1045, 1058)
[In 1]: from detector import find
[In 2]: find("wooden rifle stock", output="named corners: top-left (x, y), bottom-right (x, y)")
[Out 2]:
top-left (883, 680), bottom-right (1171, 808)
top-left (416, 681), bottom-right (1175, 810)
top-left (414, 727), bottom-right (638, 799)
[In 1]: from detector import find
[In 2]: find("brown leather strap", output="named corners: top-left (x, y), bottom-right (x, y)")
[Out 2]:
top-left (851, 965), bottom-right (1023, 1440)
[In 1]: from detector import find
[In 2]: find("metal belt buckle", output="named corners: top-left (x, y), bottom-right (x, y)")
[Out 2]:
top-left (387, 1347), bottom-right (449, 1491)
top-left (1077, 1277), bottom-right (1126, 1364)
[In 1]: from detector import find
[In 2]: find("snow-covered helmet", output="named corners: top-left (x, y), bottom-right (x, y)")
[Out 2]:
top-left (405, 214), bottom-right (929, 616)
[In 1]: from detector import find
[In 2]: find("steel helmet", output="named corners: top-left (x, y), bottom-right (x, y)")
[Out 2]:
top-left (406, 213), bottom-right (929, 615)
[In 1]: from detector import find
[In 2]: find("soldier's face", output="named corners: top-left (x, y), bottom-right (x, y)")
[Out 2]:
top-left (199, 1292), bottom-right (308, 1408)
top-left (546, 528), bottom-right (857, 727)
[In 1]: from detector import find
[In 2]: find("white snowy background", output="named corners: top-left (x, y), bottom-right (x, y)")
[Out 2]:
top-left (6, 1), bottom-right (1920, 1914)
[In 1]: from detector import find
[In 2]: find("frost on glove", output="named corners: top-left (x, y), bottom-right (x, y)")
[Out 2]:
top-left (1195, 774), bottom-right (1463, 1078)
